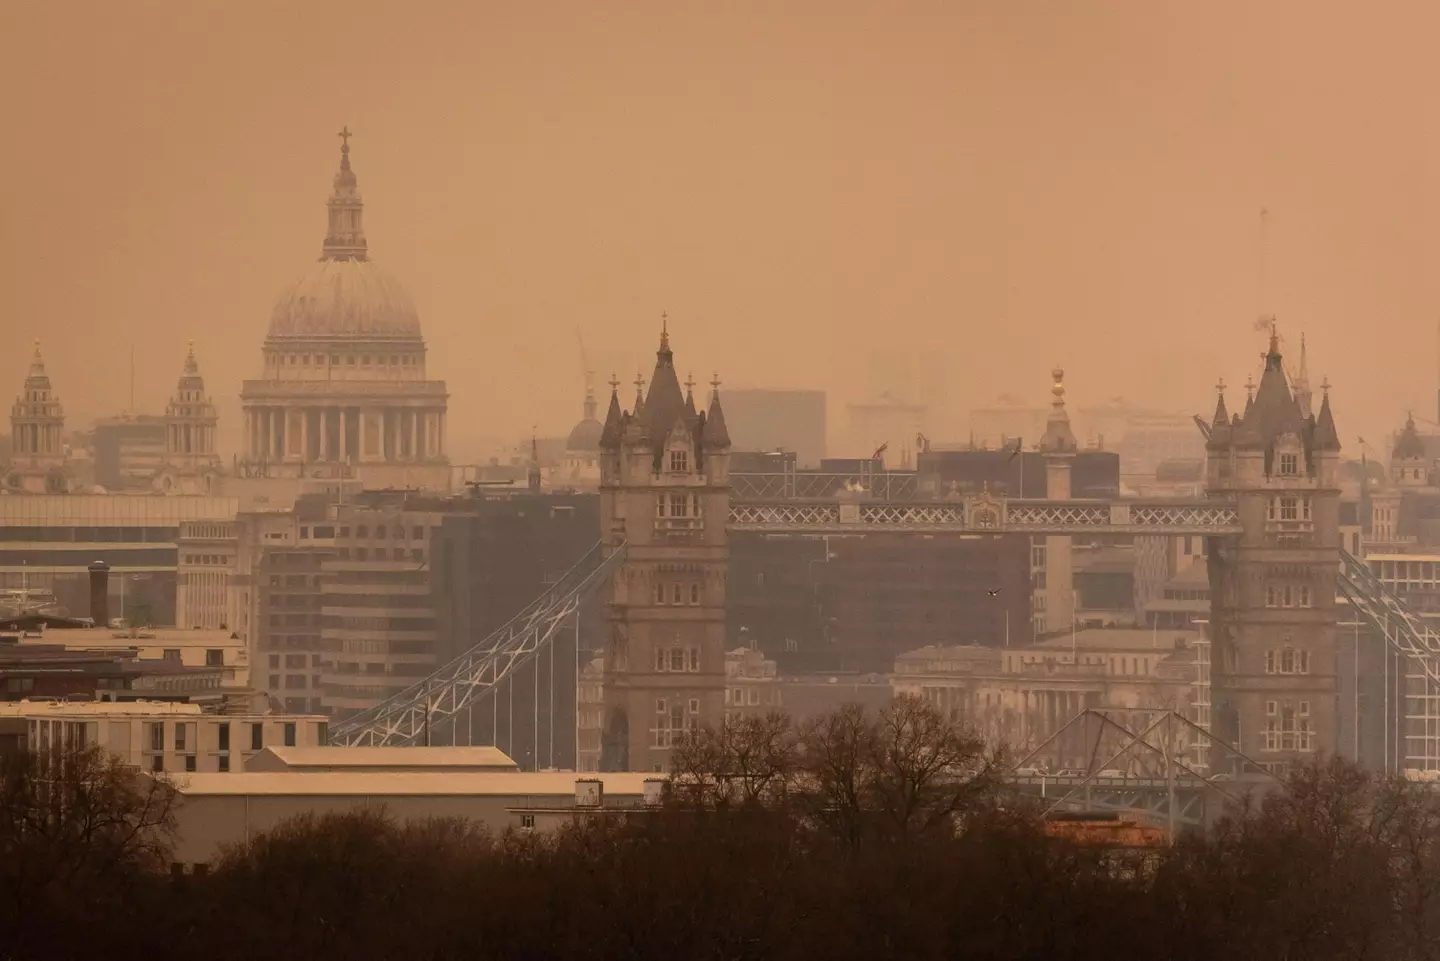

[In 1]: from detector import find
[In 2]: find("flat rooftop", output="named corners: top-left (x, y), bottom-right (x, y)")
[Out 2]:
top-left (255, 746), bottom-right (517, 770)
top-left (168, 771), bottom-right (662, 797)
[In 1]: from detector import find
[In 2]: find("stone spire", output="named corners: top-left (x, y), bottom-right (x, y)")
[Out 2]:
top-left (600, 374), bottom-right (624, 450)
top-left (527, 430), bottom-right (542, 491)
top-left (1314, 378), bottom-right (1340, 452)
top-left (1038, 367), bottom-right (1077, 454)
top-left (704, 373), bottom-right (731, 450)
top-left (1293, 332), bottom-right (1313, 418)
top-left (322, 126), bottom-right (368, 262)
top-left (1208, 378), bottom-right (1231, 450)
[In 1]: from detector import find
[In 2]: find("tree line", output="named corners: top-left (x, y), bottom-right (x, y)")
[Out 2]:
top-left (5, 697), bottom-right (1440, 960)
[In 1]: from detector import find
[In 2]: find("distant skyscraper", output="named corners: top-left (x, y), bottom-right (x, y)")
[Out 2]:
top-left (238, 129), bottom-right (450, 490)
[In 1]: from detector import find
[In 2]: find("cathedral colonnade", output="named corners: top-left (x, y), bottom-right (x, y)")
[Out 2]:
top-left (242, 405), bottom-right (446, 463)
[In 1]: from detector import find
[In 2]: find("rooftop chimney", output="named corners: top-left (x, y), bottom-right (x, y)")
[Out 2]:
top-left (87, 561), bottom-right (110, 627)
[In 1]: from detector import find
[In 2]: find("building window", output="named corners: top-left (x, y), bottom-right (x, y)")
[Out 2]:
top-left (217, 755), bottom-right (229, 772)
top-left (1278, 452), bottom-right (1299, 476)
top-left (654, 581), bottom-right (667, 605)
top-left (671, 584), bottom-right (683, 605)
top-left (151, 755), bottom-right (164, 773)
top-left (251, 724), bottom-right (264, 751)
top-left (669, 449), bottom-right (689, 472)
top-left (284, 723), bottom-right (297, 747)
top-left (1280, 498), bottom-right (1298, 521)
top-left (689, 583), bottom-right (701, 605)
top-left (520, 813), bottom-right (536, 829)
top-left (1266, 648), bottom-right (1311, 675)
top-left (688, 648), bottom-right (700, 672)
top-left (655, 648), bottom-right (666, 672)
top-left (218, 723), bottom-right (230, 752)
top-left (149, 723), bottom-right (164, 752)
top-left (184, 755), bottom-right (197, 773)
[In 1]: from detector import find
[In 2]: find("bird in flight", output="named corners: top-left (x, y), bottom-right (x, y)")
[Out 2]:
top-left (987, 588), bottom-right (1002, 597)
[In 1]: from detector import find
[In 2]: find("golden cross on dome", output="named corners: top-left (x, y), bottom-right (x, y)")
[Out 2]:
top-left (710, 372), bottom-right (722, 392)
top-left (1321, 376), bottom-right (1332, 395)
top-left (338, 126), bottom-right (353, 148)
top-left (634, 372), bottom-right (646, 393)
top-left (609, 372), bottom-right (621, 392)
top-left (684, 373), bottom-right (696, 393)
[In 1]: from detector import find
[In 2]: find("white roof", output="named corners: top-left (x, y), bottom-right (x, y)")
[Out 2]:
top-left (259, 746), bottom-right (518, 769)
top-left (169, 771), bottom-right (662, 797)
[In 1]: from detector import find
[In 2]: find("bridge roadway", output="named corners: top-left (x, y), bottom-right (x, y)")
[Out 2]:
top-left (726, 496), bottom-right (1241, 536)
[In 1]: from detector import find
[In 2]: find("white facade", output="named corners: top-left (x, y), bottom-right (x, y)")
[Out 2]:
top-left (29, 709), bottom-right (327, 774)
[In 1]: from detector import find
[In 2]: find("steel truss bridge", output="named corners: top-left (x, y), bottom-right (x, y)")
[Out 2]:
top-left (331, 488), bottom-right (1440, 779)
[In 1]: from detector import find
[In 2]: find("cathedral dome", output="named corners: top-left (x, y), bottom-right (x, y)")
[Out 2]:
top-left (566, 417), bottom-right (603, 453)
top-left (267, 258), bottom-right (421, 341)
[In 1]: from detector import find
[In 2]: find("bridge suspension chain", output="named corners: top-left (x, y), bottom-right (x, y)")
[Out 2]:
top-left (329, 541), bottom-right (626, 748)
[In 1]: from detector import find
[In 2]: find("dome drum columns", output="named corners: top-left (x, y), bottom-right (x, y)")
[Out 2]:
top-left (243, 404), bottom-right (446, 464)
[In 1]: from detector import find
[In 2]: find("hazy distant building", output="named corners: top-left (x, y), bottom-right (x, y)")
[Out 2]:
top-left (238, 130), bottom-right (450, 491)
top-left (5, 342), bottom-right (73, 494)
top-left (91, 415), bottom-right (166, 491)
top-left (718, 388), bottom-right (826, 467)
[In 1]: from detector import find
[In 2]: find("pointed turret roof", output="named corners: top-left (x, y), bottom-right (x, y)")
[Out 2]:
top-left (1314, 381), bottom-right (1340, 452)
top-left (1207, 381), bottom-right (1231, 451)
top-left (641, 315), bottom-right (688, 449)
top-left (599, 376), bottom-right (624, 450)
top-left (1394, 412), bottom-right (1426, 460)
top-left (704, 374), bottom-right (731, 450)
top-left (1236, 326), bottom-right (1306, 449)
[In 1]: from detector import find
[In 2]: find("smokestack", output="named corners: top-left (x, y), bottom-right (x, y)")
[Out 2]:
top-left (88, 561), bottom-right (110, 628)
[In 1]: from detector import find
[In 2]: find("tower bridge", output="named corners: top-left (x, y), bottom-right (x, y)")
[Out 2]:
top-left (330, 326), bottom-right (1440, 790)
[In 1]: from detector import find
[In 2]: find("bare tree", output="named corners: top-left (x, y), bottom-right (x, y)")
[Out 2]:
top-left (671, 710), bottom-right (801, 808)
top-left (0, 745), bottom-right (177, 958)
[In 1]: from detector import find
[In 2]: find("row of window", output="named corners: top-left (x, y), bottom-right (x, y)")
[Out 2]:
top-left (269, 352), bottom-right (422, 368)
top-left (184, 554), bottom-right (230, 566)
top-left (654, 646), bottom-right (701, 673)
top-left (1262, 700), bottom-right (1315, 752)
top-left (651, 697), bottom-right (701, 747)
top-left (1265, 648), bottom-right (1311, 675)
top-left (1265, 496), bottom-right (1313, 523)
top-left (1264, 584), bottom-right (1313, 608)
top-left (654, 581), bottom-right (702, 606)
top-left (656, 492), bottom-right (703, 518)
top-left (268, 653), bottom-right (322, 669)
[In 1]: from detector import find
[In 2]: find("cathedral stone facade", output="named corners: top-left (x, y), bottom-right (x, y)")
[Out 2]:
top-left (238, 130), bottom-right (449, 491)
top-left (5, 342), bottom-right (72, 493)
top-left (154, 342), bottom-right (221, 494)
top-left (598, 326), bottom-right (731, 772)
top-left (1206, 327), bottom-right (1341, 771)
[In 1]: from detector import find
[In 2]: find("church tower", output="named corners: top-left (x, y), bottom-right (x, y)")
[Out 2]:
top-left (156, 342), bottom-right (222, 493)
top-left (597, 320), bottom-right (731, 772)
top-left (1206, 325), bottom-right (1342, 772)
top-left (5, 341), bottom-right (70, 493)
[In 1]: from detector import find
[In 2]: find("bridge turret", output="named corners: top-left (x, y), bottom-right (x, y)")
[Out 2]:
top-left (1205, 325), bottom-right (1340, 772)
top-left (598, 319), bottom-right (730, 772)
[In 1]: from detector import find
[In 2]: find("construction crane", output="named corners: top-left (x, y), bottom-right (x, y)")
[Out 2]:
top-left (1192, 415), bottom-right (1211, 440)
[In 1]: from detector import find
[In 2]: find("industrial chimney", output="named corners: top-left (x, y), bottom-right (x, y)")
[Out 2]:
top-left (87, 560), bottom-right (110, 628)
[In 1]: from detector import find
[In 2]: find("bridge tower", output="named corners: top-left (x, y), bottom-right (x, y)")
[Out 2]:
top-left (597, 323), bottom-right (732, 772)
top-left (1205, 327), bottom-right (1342, 770)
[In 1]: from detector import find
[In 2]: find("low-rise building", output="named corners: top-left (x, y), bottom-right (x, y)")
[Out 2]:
top-left (892, 628), bottom-right (1207, 770)
top-left (165, 771), bottom-right (662, 869)
top-left (27, 708), bottom-right (327, 774)
top-left (243, 745), bottom-right (517, 773)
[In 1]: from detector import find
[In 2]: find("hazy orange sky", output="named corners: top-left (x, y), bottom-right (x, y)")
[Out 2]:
top-left (2, 1), bottom-right (1437, 461)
